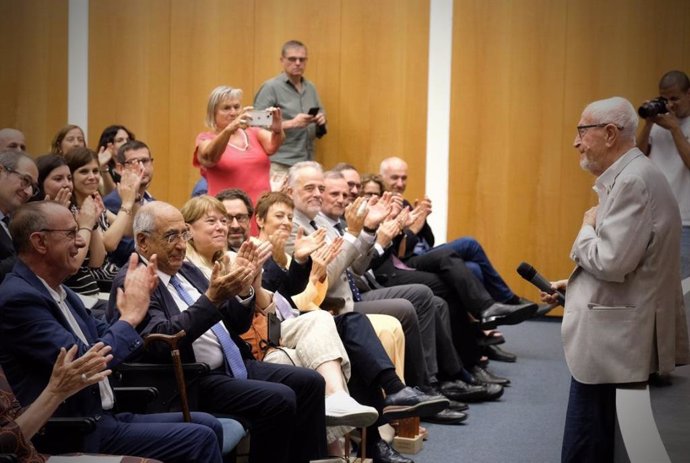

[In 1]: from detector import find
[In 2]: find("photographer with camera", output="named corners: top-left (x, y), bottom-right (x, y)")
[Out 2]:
top-left (637, 70), bottom-right (690, 278)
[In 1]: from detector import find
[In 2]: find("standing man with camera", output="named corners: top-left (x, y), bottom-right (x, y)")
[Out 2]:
top-left (254, 40), bottom-right (327, 176)
top-left (637, 70), bottom-right (690, 278)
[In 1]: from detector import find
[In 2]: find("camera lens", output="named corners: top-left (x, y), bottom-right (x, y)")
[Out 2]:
top-left (638, 98), bottom-right (668, 118)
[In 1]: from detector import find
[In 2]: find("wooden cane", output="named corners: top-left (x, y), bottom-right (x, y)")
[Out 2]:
top-left (144, 331), bottom-right (191, 422)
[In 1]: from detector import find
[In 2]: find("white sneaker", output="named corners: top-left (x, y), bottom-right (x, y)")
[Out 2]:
top-left (325, 391), bottom-right (379, 427)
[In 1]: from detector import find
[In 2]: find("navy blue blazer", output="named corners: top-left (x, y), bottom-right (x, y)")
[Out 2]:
top-left (0, 260), bottom-right (143, 417)
top-left (107, 260), bottom-right (255, 364)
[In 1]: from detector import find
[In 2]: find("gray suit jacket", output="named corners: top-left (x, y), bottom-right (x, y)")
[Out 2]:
top-left (562, 148), bottom-right (690, 384)
top-left (287, 210), bottom-right (375, 313)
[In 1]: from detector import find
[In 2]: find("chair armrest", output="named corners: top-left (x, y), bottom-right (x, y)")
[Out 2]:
top-left (43, 416), bottom-right (97, 434)
top-left (113, 362), bottom-right (210, 414)
top-left (113, 386), bottom-right (159, 414)
top-left (33, 417), bottom-right (97, 455)
top-left (115, 362), bottom-right (210, 376)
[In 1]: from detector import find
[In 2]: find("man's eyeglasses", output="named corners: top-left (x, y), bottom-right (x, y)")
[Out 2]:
top-left (227, 214), bottom-right (250, 225)
top-left (123, 157), bottom-right (154, 167)
top-left (4, 168), bottom-right (40, 198)
top-left (285, 56), bottom-right (308, 63)
top-left (576, 123), bottom-right (624, 138)
top-left (40, 228), bottom-right (79, 241)
top-left (160, 229), bottom-right (193, 245)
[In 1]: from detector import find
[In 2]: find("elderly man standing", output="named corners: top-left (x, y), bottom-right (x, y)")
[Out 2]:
top-left (542, 96), bottom-right (689, 462)
top-left (108, 201), bottom-right (328, 463)
top-left (254, 40), bottom-right (327, 174)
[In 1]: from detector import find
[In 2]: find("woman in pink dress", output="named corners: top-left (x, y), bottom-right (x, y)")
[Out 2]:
top-left (194, 85), bottom-right (284, 235)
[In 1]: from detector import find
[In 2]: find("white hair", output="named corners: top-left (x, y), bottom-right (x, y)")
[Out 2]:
top-left (287, 161), bottom-right (323, 188)
top-left (583, 96), bottom-right (638, 143)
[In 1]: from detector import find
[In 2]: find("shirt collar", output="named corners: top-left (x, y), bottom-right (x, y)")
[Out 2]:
top-left (36, 275), bottom-right (67, 304)
top-left (594, 148), bottom-right (641, 199)
top-left (138, 254), bottom-right (173, 287)
top-left (317, 212), bottom-right (338, 227)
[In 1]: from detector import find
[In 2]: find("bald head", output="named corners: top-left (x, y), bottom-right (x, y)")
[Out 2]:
top-left (379, 156), bottom-right (408, 194)
top-left (0, 128), bottom-right (26, 152)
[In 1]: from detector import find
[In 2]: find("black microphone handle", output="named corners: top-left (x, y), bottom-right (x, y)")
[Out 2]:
top-left (517, 263), bottom-right (566, 305)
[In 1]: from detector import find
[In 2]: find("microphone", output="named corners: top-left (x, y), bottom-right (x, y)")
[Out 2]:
top-left (516, 262), bottom-right (565, 306)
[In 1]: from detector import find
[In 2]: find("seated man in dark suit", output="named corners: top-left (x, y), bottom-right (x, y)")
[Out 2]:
top-left (103, 140), bottom-right (156, 267)
top-left (0, 150), bottom-right (38, 283)
top-left (0, 201), bottom-right (224, 462)
top-left (107, 201), bottom-right (328, 463)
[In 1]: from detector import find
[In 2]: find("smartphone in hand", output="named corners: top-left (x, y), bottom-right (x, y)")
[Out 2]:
top-left (308, 107), bottom-right (320, 117)
top-left (247, 109), bottom-right (273, 127)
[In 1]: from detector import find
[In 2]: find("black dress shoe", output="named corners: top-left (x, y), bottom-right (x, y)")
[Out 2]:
top-left (372, 439), bottom-right (414, 463)
top-left (382, 386), bottom-right (449, 420)
top-left (447, 399), bottom-right (469, 411)
top-left (439, 379), bottom-right (503, 403)
top-left (485, 344), bottom-right (517, 362)
top-left (480, 301), bottom-right (538, 329)
top-left (469, 365), bottom-right (511, 386)
top-left (421, 408), bottom-right (468, 425)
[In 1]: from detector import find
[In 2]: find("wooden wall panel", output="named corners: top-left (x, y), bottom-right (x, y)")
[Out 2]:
top-left (89, 0), bottom-right (172, 200)
top-left (449, 0), bottom-right (690, 306)
top-left (337, 0), bottom-right (429, 204)
top-left (169, 0), bottom-right (257, 197)
top-left (0, 0), bottom-right (67, 154)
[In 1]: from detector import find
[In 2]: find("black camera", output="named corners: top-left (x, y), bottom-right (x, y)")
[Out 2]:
top-left (638, 97), bottom-right (668, 118)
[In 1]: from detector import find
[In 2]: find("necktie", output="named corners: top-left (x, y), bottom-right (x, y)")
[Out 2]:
top-left (273, 291), bottom-right (296, 320)
top-left (1, 215), bottom-right (10, 239)
top-left (309, 219), bottom-right (318, 231)
top-left (330, 221), bottom-right (363, 301)
top-left (170, 275), bottom-right (248, 379)
top-left (391, 254), bottom-right (414, 271)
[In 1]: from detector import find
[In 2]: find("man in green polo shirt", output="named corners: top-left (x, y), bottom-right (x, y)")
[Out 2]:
top-left (254, 40), bottom-right (327, 175)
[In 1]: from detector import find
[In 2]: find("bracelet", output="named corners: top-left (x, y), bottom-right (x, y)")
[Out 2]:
top-left (363, 225), bottom-right (378, 234)
top-left (119, 206), bottom-right (132, 215)
top-left (78, 227), bottom-right (92, 233)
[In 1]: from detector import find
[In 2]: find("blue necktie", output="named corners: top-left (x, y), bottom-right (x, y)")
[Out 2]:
top-left (169, 275), bottom-right (248, 379)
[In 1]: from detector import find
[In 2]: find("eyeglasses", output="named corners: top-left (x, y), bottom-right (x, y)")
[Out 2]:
top-left (159, 229), bottom-right (192, 245)
top-left (40, 228), bottom-right (79, 241)
top-left (285, 56), bottom-right (308, 63)
top-left (227, 214), bottom-right (250, 225)
top-left (3, 168), bottom-right (40, 198)
top-left (123, 157), bottom-right (154, 167)
top-left (346, 181), bottom-right (362, 190)
top-left (576, 123), bottom-right (624, 138)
